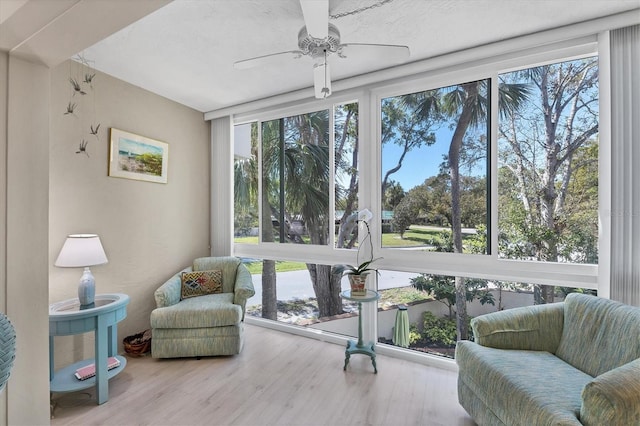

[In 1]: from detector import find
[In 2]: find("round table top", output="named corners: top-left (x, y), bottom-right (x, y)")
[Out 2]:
top-left (340, 289), bottom-right (380, 302)
top-left (49, 293), bottom-right (130, 318)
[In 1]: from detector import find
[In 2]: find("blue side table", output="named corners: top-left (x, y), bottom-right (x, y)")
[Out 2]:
top-left (340, 289), bottom-right (380, 374)
top-left (49, 293), bottom-right (129, 405)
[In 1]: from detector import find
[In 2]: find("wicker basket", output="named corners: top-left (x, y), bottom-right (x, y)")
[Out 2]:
top-left (123, 329), bottom-right (151, 356)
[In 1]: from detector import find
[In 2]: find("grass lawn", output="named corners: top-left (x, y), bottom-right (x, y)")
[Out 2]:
top-left (381, 226), bottom-right (444, 247)
top-left (237, 225), bottom-right (478, 273)
top-left (235, 226), bottom-right (444, 249)
top-left (244, 260), bottom-right (307, 274)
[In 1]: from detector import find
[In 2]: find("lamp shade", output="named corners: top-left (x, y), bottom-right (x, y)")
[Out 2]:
top-left (54, 234), bottom-right (108, 267)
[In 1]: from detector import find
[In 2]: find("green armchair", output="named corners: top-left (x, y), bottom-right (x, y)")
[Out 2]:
top-left (150, 256), bottom-right (255, 358)
top-left (456, 293), bottom-right (640, 425)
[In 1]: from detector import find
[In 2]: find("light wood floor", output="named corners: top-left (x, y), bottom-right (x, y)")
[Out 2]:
top-left (50, 324), bottom-right (475, 426)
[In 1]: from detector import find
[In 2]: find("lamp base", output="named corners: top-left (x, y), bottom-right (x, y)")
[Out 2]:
top-left (78, 267), bottom-right (96, 306)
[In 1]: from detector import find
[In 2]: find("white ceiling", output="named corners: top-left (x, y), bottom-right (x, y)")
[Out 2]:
top-left (3, 0), bottom-right (640, 113)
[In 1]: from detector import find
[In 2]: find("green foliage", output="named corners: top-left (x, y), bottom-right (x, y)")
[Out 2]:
top-left (408, 324), bottom-right (422, 345)
top-left (412, 312), bottom-right (475, 347)
top-left (411, 274), bottom-right (494, 317)
top-left (422, 311), bottom-right (457, 346)
top-left (392, 196), bottom-right (418, 238)
top-left (498, 58), bottom-right (599, 265)
top-left (383, 180), bottom-right (405, 210)
top-left (137, 153), bottom-right (163, 176)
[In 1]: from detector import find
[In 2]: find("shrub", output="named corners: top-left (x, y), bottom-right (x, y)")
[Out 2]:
top-left (422, 311), bottom-right (457, 346)
top-left (409, 324), bottom-right (422, 345)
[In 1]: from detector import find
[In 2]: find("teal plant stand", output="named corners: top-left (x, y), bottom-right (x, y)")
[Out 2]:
top-left (340, 289), bottom-right (380, 374)
top-left (49, 293), bottom-right (129, 406)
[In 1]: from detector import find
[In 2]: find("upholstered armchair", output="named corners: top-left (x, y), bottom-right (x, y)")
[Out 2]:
top-left (150, 256), bottom-right (255, 358)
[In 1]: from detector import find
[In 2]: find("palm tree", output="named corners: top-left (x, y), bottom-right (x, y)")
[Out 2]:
top-left (234, 121), bottom-right (279, 319)
top-left (415, 79), bottom-right (529, 340)
top-left (235, 106), bottom-right (361, 320)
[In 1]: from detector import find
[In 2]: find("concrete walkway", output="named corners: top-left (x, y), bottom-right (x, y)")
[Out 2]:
top-left (247, 269), bottom-right (420, 306)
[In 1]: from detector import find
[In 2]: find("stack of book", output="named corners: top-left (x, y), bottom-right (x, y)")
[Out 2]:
top-left (74, 357), bottom-right (120, 380)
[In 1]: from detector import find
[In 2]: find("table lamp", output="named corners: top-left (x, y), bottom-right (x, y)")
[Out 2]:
top-left (54, 234), bottom-right (108, 306)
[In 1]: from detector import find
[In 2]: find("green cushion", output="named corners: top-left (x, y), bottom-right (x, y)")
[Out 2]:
top-left (581, 358), bottom-right (640, 426)
top-left (472, 302), bottom-right (564, 353)
top-left (556, 293), bottom-right (640, 377)
top-left (456, 341), bottom-right (590, 425)
top-left (150, 293), bottom-right (241, 328)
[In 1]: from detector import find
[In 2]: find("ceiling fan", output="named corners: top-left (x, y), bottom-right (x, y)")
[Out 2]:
top-left (233, 0), bottom-right (410, 99)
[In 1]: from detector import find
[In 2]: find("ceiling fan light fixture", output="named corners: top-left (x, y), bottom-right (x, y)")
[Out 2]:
top-left (313, 58), bottom-right (331, 99)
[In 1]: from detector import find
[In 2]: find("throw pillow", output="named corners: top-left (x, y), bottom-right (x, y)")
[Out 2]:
top-left (181, 270), bottom-right (223, 299)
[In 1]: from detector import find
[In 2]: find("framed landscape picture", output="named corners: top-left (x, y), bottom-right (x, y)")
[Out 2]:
top-left (109, 128), bottom-right (169, 184)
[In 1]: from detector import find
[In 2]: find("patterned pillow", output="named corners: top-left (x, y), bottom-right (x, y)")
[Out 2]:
top-left (180, 270), bottom-right (223, 299)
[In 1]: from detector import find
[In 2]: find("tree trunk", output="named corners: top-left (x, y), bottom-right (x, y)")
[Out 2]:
top-left (449, 82), bottom-right (478, 341)
top-left (454, 276), bottom-right (468, 339)
top-left (261, 260), bottom-right (277, 320)
top-left (261, 192), bottom-right (278, 319)
top-left (308, 264), bottom-right (343, 317)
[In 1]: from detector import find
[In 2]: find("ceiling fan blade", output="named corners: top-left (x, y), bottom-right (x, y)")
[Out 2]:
top-left (338, 43), bottom-right (410, 64)
top-left (234, 50), bottom-right (303, 70)
top-left (313, 60), bottom-right (331, 99)
top-left (300, 0), bottom-right (328, 39)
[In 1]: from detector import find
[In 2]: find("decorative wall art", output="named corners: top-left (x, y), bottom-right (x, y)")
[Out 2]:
top-left (65, 54), bottom-right (101, 158)
top-left (108, 128), bottom-right (169, 184)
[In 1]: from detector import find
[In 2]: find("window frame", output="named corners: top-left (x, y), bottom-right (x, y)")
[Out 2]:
top-left (233, 92), bottom-right (367, 268)
top-left (232, 35), bottom-right (606, 293)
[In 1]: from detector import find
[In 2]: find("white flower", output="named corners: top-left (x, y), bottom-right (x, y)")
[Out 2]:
top-left (358, 208), bottom-right (373, 223)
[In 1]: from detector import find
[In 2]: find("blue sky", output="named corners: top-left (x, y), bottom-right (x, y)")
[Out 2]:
top-left (381, 129), bottom-right (451, 191)
top-left (119, 137), bottom-right (163, 156)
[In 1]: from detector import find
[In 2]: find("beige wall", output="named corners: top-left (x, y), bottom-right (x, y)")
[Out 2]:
top-left (48, 61), bottom-right (211, 368)
top-left (1, 54), bottom-right (51, 425)
top-left (0, 50), bottom-right (8, 426)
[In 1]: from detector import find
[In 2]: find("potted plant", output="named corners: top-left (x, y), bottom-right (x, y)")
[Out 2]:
top-left (334, 209), bottom-right (381, 296)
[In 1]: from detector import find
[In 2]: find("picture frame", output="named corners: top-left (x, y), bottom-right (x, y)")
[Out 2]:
top-left (108, 128), bottom-right (169, 184)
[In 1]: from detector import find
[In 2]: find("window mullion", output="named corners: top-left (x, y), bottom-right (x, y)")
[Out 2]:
top-left (490, 73), bottom-right (500, 258)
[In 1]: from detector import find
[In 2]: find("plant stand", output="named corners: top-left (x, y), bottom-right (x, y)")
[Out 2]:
top-left (340, 289), bottom-right (380, 374)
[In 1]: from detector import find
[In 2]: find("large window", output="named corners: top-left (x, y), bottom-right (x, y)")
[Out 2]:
top-left (231, 36), bottom-right (605, 361)
top-left (234, 102), bottom-right (361, 322)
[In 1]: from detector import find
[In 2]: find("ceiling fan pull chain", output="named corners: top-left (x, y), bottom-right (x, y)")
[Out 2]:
top-left (329, 0), bottom-right (394, 20)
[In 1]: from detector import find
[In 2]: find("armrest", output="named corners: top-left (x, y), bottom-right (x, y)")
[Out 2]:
top-left (154, 266), bottom-right (192, 308)
top-left (471, 302), bottom-right (564, 353)
top-left (580, 358), bottom-right (640, 426)
top-left (233, 263), bottom-right (255, 319)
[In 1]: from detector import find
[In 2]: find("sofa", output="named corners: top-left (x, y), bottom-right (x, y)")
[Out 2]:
top-left (150, 256), bottom-right (255, 358)
top-left (456, 293), bottom-right (640, 425)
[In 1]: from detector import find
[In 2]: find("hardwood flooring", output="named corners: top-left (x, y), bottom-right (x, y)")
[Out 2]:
top-left (50, 324), bottom-right (475, 426)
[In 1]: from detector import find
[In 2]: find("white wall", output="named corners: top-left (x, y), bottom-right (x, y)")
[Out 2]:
top-left (48, 61), bottom-right (211, 369)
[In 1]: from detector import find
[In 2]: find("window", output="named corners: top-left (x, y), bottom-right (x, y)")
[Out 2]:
top-left (230, 34), bottom-right (605, 362)
top-left (234, 122), bottom-right (259, 243)
top-left (234, 102), bottom-right (361, 322)
top-left (380, 80), bottom-right (490, 255)
top-left (261, 110), bottom-right (330, 245)
top-left (334, 103), bottom-right (360, 249)
top-left (497, 57), bottom-right (599, 265)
